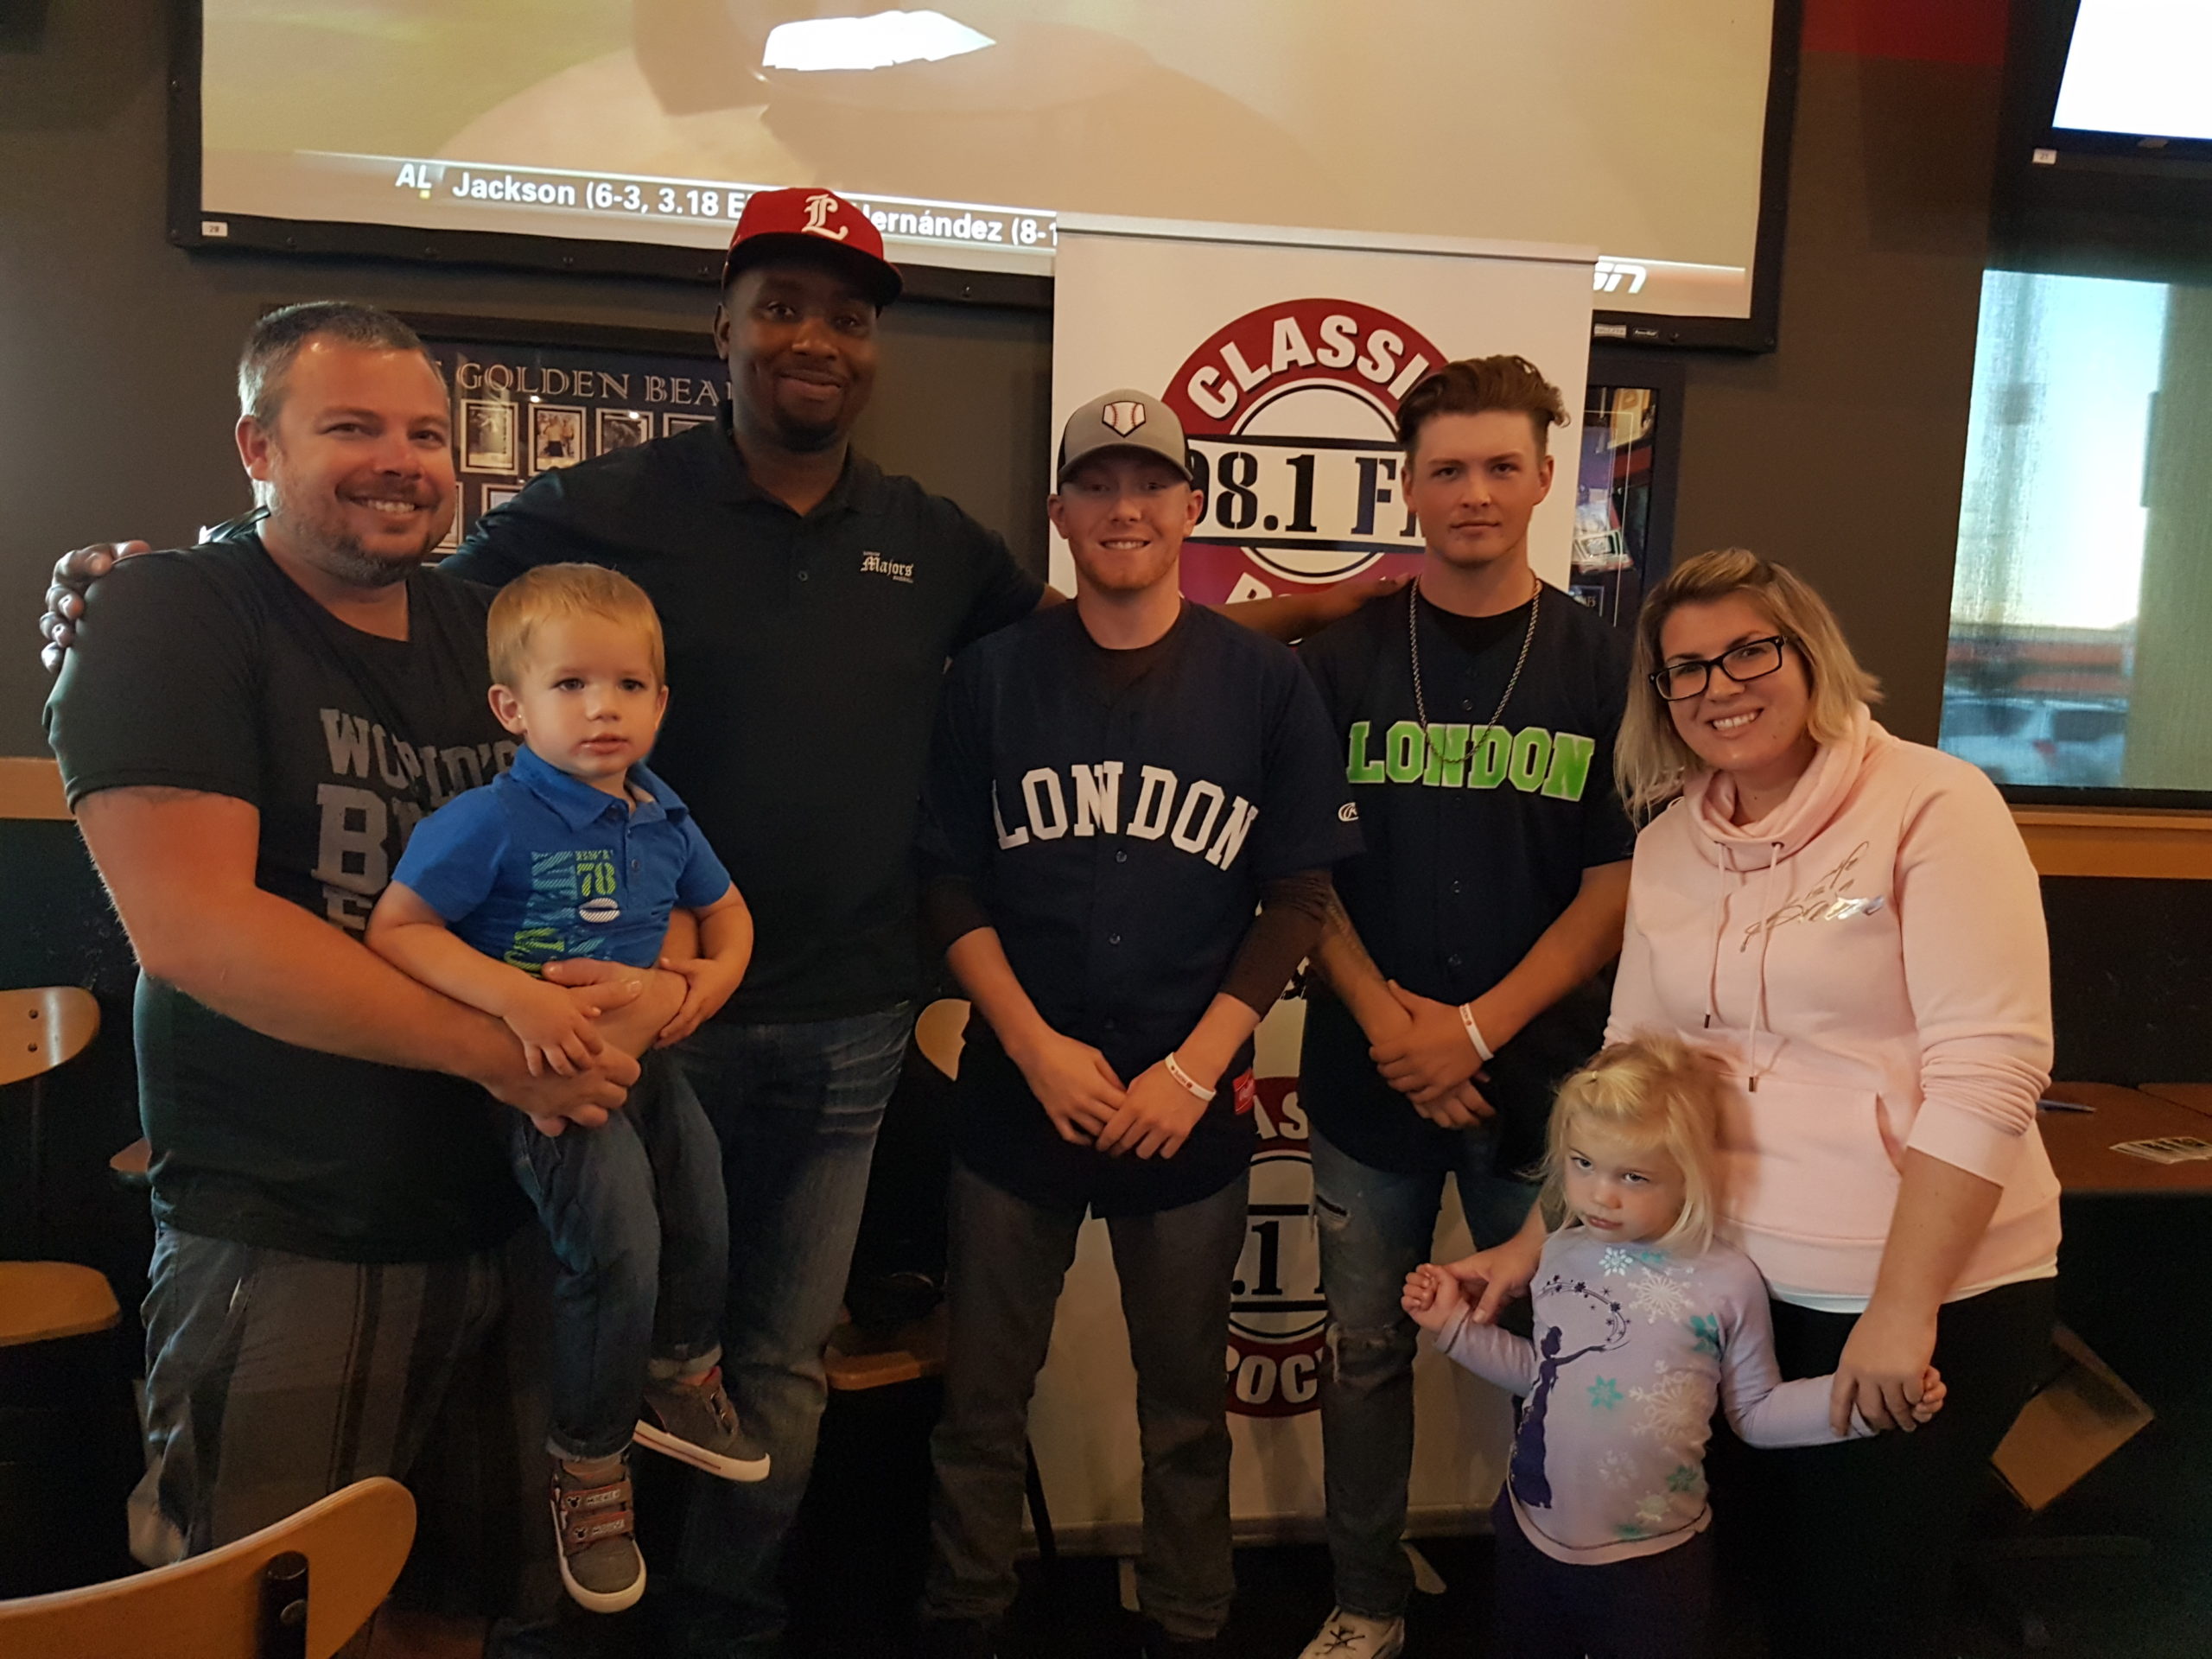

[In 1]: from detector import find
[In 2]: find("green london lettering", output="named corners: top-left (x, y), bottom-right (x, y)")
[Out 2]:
top-left (1541, 732), bottom-right (1597, 800)
top-left (1345, 721), bottom-right (1386, 785)
top-left (1509, 727), bottom-right (1552, 792)
top-left (1465, 725), bottom-right (1510, 790)
top-left (1422, 723), bottom-right (1471, 788)
top-left (1384, 720), bottom-right (1426, 784)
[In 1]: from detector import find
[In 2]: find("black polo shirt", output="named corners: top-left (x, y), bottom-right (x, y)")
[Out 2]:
top-left (444, 408), bottom-right (1044, 1022)
top-left (1297, 585), bottom-right (1634, 1177)
top-left (919, 603), bottom-right (1360, 1216)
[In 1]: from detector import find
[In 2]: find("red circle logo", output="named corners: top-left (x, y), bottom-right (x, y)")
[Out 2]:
top-left (1225, 1074), bottom-right (1327, 1419)
top-left (1166, 298), bottom-right (1446, 605)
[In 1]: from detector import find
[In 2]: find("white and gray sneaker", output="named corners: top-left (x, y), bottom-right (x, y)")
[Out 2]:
top-left (1296, 1608), bottom-right (1406, 1659)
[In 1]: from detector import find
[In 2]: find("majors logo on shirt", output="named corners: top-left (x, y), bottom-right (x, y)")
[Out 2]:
top-left (1225, 1077), bottom-right (1326, 1419)
top-left (1166, 299), bottom-right (1446, 607)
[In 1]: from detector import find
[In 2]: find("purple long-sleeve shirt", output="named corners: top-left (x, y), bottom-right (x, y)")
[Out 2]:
top-left (1436, 1228), bottom-right (1868, 1564)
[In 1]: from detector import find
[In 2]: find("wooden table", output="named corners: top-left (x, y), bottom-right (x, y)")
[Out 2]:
top-left (2038, 1081), bottom-right (2212, 1196)
top-left (2136, 1083), bottom-right (2212, 1122)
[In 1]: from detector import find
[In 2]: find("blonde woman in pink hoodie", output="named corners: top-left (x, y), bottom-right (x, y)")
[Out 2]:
top-left (1447, 548), bottom-right (2060, 1657)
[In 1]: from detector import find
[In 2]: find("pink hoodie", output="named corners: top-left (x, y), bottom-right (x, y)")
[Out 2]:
top-left (1607, 707), bottom-right (2062, 1303)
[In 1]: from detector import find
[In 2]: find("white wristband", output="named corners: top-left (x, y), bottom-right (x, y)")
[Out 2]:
top-left (1163, 1051), bottom-right (1216, 1103)
top-left (1458, 1003), bottom-right (1494, 1063)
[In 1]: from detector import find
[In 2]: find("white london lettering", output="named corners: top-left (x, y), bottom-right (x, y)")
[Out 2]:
top-left (993, 763), bottom-right (1259, 871)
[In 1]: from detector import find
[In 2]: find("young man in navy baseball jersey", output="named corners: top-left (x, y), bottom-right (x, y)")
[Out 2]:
top-left (1292, 357), bottom-right (1635, 1659)
top-left (916, 391), bottom-right (1363, 1658)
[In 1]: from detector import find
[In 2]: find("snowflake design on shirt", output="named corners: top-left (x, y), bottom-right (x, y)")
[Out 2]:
top-left (1588, 1377), bottom-right (1624, 1410)
top-left (1632, 1492), bottom-right (1675, 1532)
top-left (1599, 1246), bottom-right (1640, 1276)
top-left (1667, 1464), bottom-right (1703, 1494)
top-left (1687, 1313), bottom-right (1723, 1358)
top-left (1626, 1272), bottom-right (1694, 1325)
top-left (1628, 1365), bottom-right (1709, 1447)
top-left (1596, 1448), bottom-right (1637, 1490)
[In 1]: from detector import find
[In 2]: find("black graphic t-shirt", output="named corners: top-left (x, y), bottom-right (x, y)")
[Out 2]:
top-left (44, 537), bottom-right (530, 1262)
top-left (1297, 584), bottom-right (1635, 1176)
top-left (920, 603), bottom-right (1361, 1216)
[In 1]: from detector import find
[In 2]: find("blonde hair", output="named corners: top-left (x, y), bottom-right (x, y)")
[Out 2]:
top-left (1614, 547), bottom-right (1882, 817)
top-left (1538, 1034), bottom-right (1729, 1255)
top-left (486, 563), bottom-right (664, 688)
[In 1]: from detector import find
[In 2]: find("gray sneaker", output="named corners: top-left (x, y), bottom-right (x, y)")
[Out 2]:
top-left (636, 1365), bottom-right (772, 1482)
top-left (550, 1457), bottom-right (645, 1614)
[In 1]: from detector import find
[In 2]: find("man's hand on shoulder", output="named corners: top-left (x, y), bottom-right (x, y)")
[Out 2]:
top-left (41, 541), bottom-right (149, 672)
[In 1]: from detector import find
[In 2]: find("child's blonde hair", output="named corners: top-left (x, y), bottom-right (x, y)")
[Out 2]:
top-left (486, 563), bottom-right (664, 688)
top-left (1537, 1034), bottom-right (1728, 1254)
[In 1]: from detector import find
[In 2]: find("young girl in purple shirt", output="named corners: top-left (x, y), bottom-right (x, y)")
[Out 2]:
top-left (1403, 1036), bottom-right (1946, 1659)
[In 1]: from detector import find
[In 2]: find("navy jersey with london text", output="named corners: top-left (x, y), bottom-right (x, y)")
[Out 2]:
top-left (1298, 585), bottom-right (1636, 1178)
top-left (920, 602), bottom-right (1361, 1216)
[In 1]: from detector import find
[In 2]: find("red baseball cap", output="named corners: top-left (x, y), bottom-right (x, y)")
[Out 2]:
top-left (722, 187), bottom-right (902, 307)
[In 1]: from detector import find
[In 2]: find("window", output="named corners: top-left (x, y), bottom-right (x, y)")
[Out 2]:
top-left (1940, 267), bottom-right (2212, 796)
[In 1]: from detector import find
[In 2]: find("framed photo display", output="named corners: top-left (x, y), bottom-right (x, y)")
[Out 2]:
top-left (404, 314), bottom-right (728, 548)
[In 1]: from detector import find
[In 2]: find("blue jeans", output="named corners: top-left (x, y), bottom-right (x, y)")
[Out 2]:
top-left (1310, 1122), bottom-right (1538, 1621)
top-left (508, 1049), bottom-right (728, 1462)
top-left (670, 1002), bottom-right (914, 1649)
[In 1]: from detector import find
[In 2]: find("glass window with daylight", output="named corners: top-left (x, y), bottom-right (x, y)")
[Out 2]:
top-left (1942, 268), bottom-right (2212, 801)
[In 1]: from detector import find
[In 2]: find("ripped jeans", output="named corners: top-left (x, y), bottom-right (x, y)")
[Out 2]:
top-left (1309, 1122), bottom-right (1538, 1621)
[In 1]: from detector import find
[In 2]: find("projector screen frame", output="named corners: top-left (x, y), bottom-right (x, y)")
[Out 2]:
top-left (166, 0), bottom-right (1801, 351)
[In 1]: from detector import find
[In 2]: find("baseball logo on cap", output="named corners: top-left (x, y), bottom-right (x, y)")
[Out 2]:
top-left (801, 192), bottom-right (851, 242)
top-left (1163, 298), bottom-right (1446, 602)
top-left (1102, 399), bottom-right (1147, 437)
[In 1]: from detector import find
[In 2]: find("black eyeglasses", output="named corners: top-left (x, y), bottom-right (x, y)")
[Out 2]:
top-left (1650, 635), bottom-right (1790, 702)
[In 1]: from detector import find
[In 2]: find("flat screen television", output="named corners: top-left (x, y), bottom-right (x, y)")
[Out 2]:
top-left (169, 0), bottom-right (1801, 351)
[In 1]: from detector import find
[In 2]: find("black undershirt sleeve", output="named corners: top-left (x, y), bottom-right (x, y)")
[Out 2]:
top-left (920, 872), bottom-right (994, 955)
top-left (1221, 868), bottom-right (1334, 1019)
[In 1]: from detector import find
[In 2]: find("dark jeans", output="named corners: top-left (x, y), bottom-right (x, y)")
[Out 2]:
top-left (1490, 1487), bottom-right (1713, 1659)
top-left (1707, 1274), bottom-right (2058, 1658)
top-left (508, 1049), bottom-right (728, 1461)
top-left (671, 1002), bottom-right (914, 1649)
top-left (925, 1160), bottom-right (1251, 1642)
top-left (1309, 1122), bottom-right (1538, 1620)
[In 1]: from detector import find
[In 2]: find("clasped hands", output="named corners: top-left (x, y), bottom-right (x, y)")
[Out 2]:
top-left (1010, 1027), bottom-right (1211, 1161)
top-left (1370, 980), bottom-right (1495, 1128)
top-left (498, 955), bottom-right (712, 1136)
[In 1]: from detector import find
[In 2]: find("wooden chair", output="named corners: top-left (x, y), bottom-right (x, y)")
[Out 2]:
top-left (0, 987), bottom-right (117, 1347)
top-left (0, 1476), bottom-right (416, 1659)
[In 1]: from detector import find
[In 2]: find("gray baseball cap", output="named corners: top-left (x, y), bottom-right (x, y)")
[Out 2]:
top-left (1055, 389), bottom-right (1192, 484)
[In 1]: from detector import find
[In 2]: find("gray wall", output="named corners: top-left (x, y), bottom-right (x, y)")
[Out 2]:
top-left (0, 7), bottom-right (1997, 754)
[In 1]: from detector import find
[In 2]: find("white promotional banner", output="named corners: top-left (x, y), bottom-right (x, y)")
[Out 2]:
top-left (1033, 217), bottom-right (1596, 1548)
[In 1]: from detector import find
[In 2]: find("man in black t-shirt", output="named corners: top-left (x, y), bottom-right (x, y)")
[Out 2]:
top-left (916, 392), bottom-right (1360, 1659)
top-left (43, 305), bottom-right (670, 1617)
top-left (1291, 359), bottom-right (1636, 1659)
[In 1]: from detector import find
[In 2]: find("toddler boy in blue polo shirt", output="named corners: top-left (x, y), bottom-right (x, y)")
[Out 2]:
top-left (367, 563), bottom-right (760, 1614)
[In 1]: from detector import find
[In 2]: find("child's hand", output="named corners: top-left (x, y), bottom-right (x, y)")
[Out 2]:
top-left (1910, 1366), bottom-right (1947, 1424)
top-left (655, 954), bottom-right (745, 1048)
top-left (1401, 1263), bottom-right (1466, 1334)
top-left (504, 977), bottom-right (613, 1077)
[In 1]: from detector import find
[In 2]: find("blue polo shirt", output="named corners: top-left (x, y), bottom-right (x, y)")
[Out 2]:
top-left (393, 744), bottom-right (733, 972)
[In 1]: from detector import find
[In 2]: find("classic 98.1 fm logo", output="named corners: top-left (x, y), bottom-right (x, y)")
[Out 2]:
top-left (1226, 1075), bottom-right (1327, 1418)
top-left (1166, 298), bottom-right (1446, 606)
